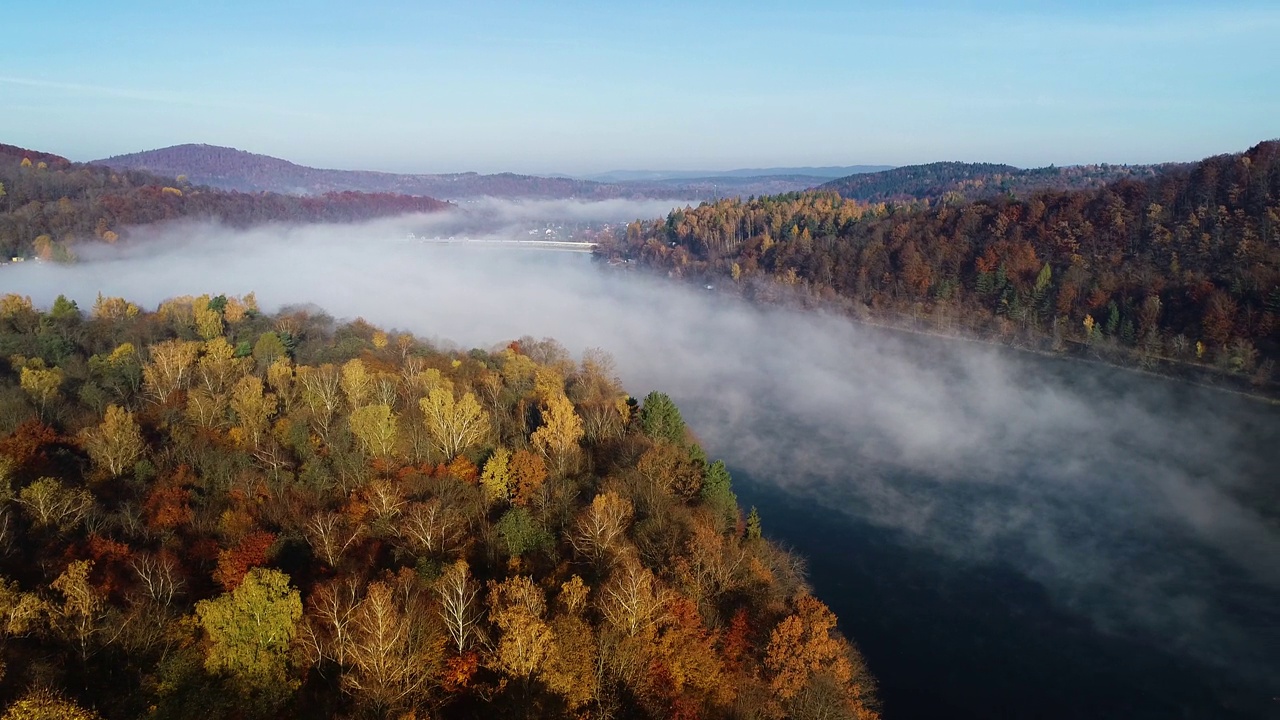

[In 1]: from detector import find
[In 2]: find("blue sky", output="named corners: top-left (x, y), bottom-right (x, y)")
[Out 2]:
top-left (3, 1), bottom-right (1277, 174)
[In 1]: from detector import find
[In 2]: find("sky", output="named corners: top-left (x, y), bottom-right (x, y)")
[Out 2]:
top-left (3, 0), bottom-right (1278, 174)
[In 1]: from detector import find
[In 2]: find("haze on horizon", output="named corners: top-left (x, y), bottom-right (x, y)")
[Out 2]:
top-left (4, 1), bottom-right (1278, 175)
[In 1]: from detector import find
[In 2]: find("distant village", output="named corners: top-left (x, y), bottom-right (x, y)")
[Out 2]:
top-left (398, 219), bottom-right (617, 252)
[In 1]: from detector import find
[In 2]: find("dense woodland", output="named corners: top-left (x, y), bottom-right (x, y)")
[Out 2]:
top-left (817, 160), bottom-right (1179, 205)
top-left (601, 141), bottom-right (1280, 383)
top-left (0, 293), bottom-right (878, 720)
top-left (0, 144), bottom-right (450, 261)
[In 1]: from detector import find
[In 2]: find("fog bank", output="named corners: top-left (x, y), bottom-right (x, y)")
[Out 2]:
top-left (4, 209), bottom-right (1277, 696)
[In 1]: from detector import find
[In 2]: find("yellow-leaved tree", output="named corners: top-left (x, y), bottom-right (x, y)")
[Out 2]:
top-left (349, 404), bottom-right (399, 461)
top-left (50, 560), bottom-right (110, 661)
top-left (531, 392), bottom-right (583, 477)
top-left (193, 297), bottom-right (224, 341)
top-left (79, 404), bottom-right (144, 478)
top-left (341, 358), bottom-right (373, 411)
top-left (765, 593), bottom-right (880, 719)
top-left (19, 361), bottom-right (63, 420)
top-left (419, 388), bottom-right (489, 461)
top-left (142, 339), bottom-right (200, 404)
top-left (229, 375), bottom-right (276, 450)
top-left (195, 568), bottom-right (302, 699)
top-left (1, 689), bottom-right (102, 720)
top-left (480, 447), bottom-right (512, 505)
top-left (487, 575), bottom-right (554, 680)
top-left (91, 293), bottom-right (139, 321)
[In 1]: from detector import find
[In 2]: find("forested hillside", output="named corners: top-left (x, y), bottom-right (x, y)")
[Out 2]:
top-left (0, 293), bottom-right (878, 720)
top-left (0, 145), bottom-right (450, 261)
top-left (601, 141), bottom-right (1280, 383)
top-left (818, 160), bottom-right (1179, 204)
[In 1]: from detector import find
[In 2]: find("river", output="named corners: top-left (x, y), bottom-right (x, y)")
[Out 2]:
top-left (7, 227), bottom-right (1278, 719)
top-left (700, 344), bottom-right (1280, 719)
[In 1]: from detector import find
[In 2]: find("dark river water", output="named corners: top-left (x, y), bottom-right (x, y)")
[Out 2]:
top-left (710, 352), bottom-right (1280, 720)
top-left (10, 233), bottom-right (1279, 719)
top-left (735, 473), bottom-right (1278, 719)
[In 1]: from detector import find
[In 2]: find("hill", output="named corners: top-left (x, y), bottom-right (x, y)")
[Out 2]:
top-left (600, 140), bottom-right (1280, 387)
top-left (582, 165), bottom-right (893, 183)
top-left (0, 143), bottom-right (72, 168)
top-left (0, 296), bottom-right (879, 720)
top-left (0, 144), bottom-right (450, 260)
top-left (95, 144), bottom-right (613, 200)
top-left (646, 174), bottom-right (852, 197)
top-left (819, 160), bottom-right (1181, 203)
top-left (93, 145), bottom-right (830, 201)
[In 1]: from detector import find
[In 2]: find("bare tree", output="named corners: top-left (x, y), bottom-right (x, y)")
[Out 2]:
top-left (300, 576), bottom-right (362, 668)
top-left (399, 500), bottom-right (461, 557)
top-left (142, 339), bottom-right (200, 405)
top-left (343, 580), bottom-right (438, 711)
top-left (305, 512), bottom-right (365, 568)
top-left (362, 480), bottom-right (406, 534)
top-left (298, 363), bottom-right (342, 440)
top-left (569, 492), bottom-right (633, 568)
top-left (436, 560), bottom-right (482, 654)
top-left (599, 558), bottom-right (666, 638)
top-left (130, 552), bottom-right (185, 608)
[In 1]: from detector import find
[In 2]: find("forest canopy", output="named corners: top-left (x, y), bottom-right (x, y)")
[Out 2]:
top-left (0, 292), bottom-right (879, 720)
top-left (816, 160), bottom-right (1179, 205)
top-left (600, 141), bottom-right (1280, 385)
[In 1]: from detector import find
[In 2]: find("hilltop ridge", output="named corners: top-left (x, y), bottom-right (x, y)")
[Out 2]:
top-left (819, 160), bottom-right (1183, 203)
top-left (95, 144), bottom-right (609, 200)
top-left (0, 142), bottom-right (451, 260)
top-left (601, 140), bottom-right (1280, 388)
top-left (93, 145), bottom-right (845, 201)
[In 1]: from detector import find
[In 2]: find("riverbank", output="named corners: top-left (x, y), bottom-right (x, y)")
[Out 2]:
top-left (606, 259), bottom-right (1280, 404)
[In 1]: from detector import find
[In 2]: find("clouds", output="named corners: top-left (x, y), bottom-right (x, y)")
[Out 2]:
top-left (4, 204), bottom-right (1278, 688)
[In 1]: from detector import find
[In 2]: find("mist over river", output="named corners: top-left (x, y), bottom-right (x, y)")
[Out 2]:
top-left (716, 354), bottom-right (1280, 719)
top-left (5, 214), bottom-right (1278, 718)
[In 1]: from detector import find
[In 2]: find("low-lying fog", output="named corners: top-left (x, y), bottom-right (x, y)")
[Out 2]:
top-left (5, 203), bottom-right (1278, 711)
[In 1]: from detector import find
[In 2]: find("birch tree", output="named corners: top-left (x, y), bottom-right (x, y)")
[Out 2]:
top-left (80, 404), bottom-right (144, 477)
top-left (419, 388), bottom-right (489, 460)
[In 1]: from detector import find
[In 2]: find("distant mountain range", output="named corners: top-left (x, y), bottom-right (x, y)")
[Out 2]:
top-left (89, 144), bottom-right (1188, 206)
top-left (93, 144), bottom-right (610, 200)
top-left (818, 160), bottom-right (1185, 203)
top-left (577, 166), bottom-right (893, 182)
top-left (1, 142), bottom-right (452, 260)
top-left (92, 145), bottom-right (845, 201)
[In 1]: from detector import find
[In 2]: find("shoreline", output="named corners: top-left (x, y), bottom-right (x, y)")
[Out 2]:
top-left (844, 313), bottom-right (1280, 406)
top-left (606, 257), bottom-right (1280, 405)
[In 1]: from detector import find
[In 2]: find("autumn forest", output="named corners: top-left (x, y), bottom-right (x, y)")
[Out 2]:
top-left (0, 143), bottom-right (450, 262)
top-left (599, 141), bottom-right (1280, 391)
top-left (2, 130), bottom-right (1279, 719)
top-left (0, 292), bottom-right (878, 719)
